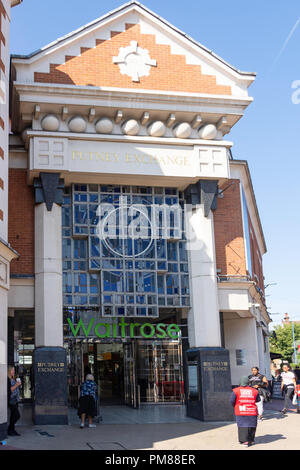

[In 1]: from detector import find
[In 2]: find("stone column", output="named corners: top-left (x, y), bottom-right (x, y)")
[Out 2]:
top-left (33, 173), bottom-right (67, 425)
top-left (186, 204), bottom-right (221, 347)
top-left (184, 181), bottom-right (233, 421)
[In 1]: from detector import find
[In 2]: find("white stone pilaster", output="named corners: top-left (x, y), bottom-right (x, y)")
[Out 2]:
top-left (186, 205), bottom-right (221, 348)
top-left (35, 203), bottom-right (63, 347)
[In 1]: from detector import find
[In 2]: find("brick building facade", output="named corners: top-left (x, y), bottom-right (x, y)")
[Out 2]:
top-left (3, 1), bottom-right (270, 429)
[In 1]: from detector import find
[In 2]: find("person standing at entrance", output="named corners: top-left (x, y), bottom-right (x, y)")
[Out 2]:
top-left (78, 374), bottom-right (98, 428)
top-left (248, 367), bottom-right (269, 420)
top-left (7, 366), bottom-right (22, 436)
top-left (281, 364), bottom-right (297, 415)
top-left (230, 376), bottom-right (261, 447)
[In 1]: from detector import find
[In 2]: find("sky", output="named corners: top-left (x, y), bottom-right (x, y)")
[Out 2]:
top-left (10, 0), bottom-right (300, 326)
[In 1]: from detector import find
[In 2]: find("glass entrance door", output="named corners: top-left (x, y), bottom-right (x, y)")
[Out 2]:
top-left (136, 341), bottom-right (184, 403)
top-left (124, 342), bottom-right (138, 408)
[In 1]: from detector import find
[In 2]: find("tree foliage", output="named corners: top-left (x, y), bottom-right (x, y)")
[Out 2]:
top-left (269, 323), bottom-right (300, 363)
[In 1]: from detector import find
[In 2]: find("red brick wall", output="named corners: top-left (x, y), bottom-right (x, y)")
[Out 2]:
top-left (34, 23), bottom-right (232, 95)
top-left (8, 169), bottom-right (35, 275)
top-left (214, 179), bottom-right (247, 276)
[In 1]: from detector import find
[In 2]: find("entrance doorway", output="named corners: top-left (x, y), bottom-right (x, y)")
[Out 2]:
top-left (66, 339), bottom-right (184, 411)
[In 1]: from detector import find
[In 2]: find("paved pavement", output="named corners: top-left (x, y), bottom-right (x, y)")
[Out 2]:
top-left (1, 400), bottom-right (299, 451)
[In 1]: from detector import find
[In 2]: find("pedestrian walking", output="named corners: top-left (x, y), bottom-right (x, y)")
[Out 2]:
top-left (281, 364), bottom-right (297, 415)
top-left (295, 382), bottom-right (300, 414)
top-left (78, 374), bottom-right (98, 428)
top-left (248, 366), bottom-right (269, 420)
top-left (230, 376), bottom-right (261, 447)
top-left (7, 366), bottom-right (22, 436)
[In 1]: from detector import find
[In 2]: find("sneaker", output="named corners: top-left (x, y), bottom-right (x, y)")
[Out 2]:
top-left (88, 424), bottom-right (96, 428)
top-left (281, 408), bottom-right (287, 415)
top-left (80, 423), bottom-right (85, 429)
top-left (242, 442), bottom-right (249, 447)
top-left (258, 415), bottom-right (263, 421)
top-left (8, 430), bottom-right (20, 436)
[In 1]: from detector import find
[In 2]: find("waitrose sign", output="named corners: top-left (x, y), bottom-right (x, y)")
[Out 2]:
top-left (67, 317), bottom-right (181, 340)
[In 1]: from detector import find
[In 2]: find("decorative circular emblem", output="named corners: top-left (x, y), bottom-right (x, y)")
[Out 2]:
top-left (113, 40), bottom-right (157, 82)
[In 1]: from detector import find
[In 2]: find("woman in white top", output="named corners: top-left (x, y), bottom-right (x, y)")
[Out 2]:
top-left (281, 364), bottom-right (297, 414)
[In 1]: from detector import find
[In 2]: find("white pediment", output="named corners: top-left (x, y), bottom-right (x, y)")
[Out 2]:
top-left (12, 1), bottom-right (255, 99)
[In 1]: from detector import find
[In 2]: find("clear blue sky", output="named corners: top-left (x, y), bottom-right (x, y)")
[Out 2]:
top-left (10, 0), bottom-right (300, 326)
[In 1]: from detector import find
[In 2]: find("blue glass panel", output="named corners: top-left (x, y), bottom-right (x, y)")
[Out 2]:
top-left (90, 259), bottom-right (100, 270)
top-left (74, 273), bottom-right (87, 293)
top-left (156, 240), bottom-right (166, 259)
top-left (116, 307), bottom-right (125, 316)
top-left (73, 261), bottom-right (87, 271)
top-left (157, 275), bottom-right (165, 294)
top-left (166, 274), bottom-right (179, 295)
top-left (62, 228), bottom-right (71, 237)
top-left (75, 226), bottom-right (88, 235)
top-left (74, 185), bottom-right (87, 192)
top-left (168, 263), bottom-right (178, 273)
top-left (74, 239), bottom-right (87, 259)
top-left (180, 263), bottom-right (189, 273)
top-left (103, 295), bottom-right (113, 304)
top-left (181, 275), bottom-right (190, 295)
top-left (154, 196), bottom-right (164, 204)
top-left (136, 295), bottom-right (145, 304)
top-left (89, 274), bottom-right (99, 294)
top-left (74, 194), bottom-right (88, 202)
top-left (62, 238), bottom-right (71, 259)
top-left (63, 273), bottom-right (72, 294)
top-left (167, 242), bottom-right (178, 261)
top-left (126, 272), bottom-right (134, 292)
top-left (126, 296), bottom-right (135, 304)
top-left (103, 271), bottom-right (123, 292)
top-left (136, 308), bottom-right (147, 316)
top-left (74, 205), bottom-right (88, 225)
top-left (158, 297), bottom-right (165, 305)
top-left (165, 188), bottom-right (177, 195)
top-left (62, 206), bottom-right (71, 227)
top-left (157, 261), bottom-right (167, 271)
top-left (89, 297), bottom-right (99, 305)
top-left (125, 260), bottom-right (133, 269)
top-left (89, 205), bottom-right (99, 225)
top-left (179, 242), bottom-right (188, 262)
top-left (63, 261), bottom-right (72, 270)
top-left (90, 237), bottom-right (100, 257)
top-left (148, 307), bottom-right (158, 317)
top-left (64, 295), bottom-right (73, 305)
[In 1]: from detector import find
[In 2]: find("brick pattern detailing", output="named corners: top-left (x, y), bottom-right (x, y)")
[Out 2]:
top-left (0, 1), bottom-right (6, 78)
top-left (34, 23), bottom-right (232, 95)
top-left (214, 179), bottom-right (247, 276)
top-left (8, 169), bottom-right (35, 275)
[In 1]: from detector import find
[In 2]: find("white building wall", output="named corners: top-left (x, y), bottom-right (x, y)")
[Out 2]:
top-left (223, 315), bottom-right (259, 385)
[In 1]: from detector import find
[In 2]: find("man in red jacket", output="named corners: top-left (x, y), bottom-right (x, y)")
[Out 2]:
top-left (230, 376), bottom-right (261, 447)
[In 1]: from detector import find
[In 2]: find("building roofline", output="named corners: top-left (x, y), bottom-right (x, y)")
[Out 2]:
top-left (230, 159), bottom-right (267, 254)
top-left (11, 1), bottom-right (256, 80)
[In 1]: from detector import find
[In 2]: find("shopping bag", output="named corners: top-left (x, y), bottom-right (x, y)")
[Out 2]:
top-left (292, 393), bottom-right (298, 406)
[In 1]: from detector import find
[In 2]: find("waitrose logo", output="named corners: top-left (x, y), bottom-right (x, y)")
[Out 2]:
top-left (67, 317), bottom-right (181, 340)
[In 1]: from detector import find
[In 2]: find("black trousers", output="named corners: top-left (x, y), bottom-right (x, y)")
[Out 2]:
top-left (238, 427), bottom-right (256, 444)
top-left (8, 404), bottom-right (20, 432)
top-left (283, 387), bottom-right (294, 409)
